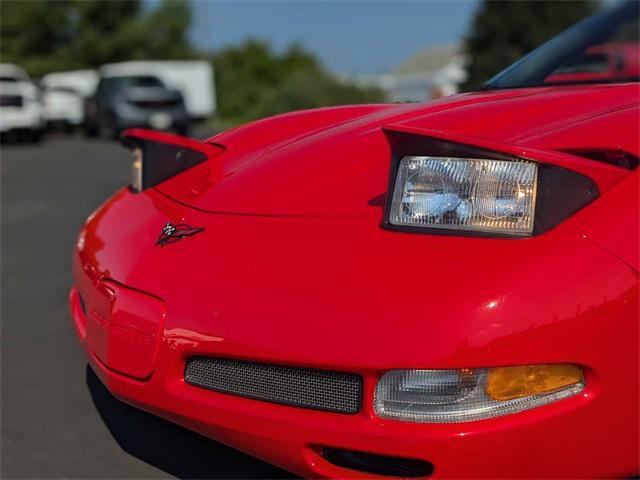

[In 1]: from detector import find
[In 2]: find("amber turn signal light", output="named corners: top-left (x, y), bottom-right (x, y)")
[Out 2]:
top-left (487, 364), bottom-right (584, 401)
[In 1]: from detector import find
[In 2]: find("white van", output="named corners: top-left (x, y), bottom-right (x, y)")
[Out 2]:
top-left (41, 70), bottom-right (99, 130)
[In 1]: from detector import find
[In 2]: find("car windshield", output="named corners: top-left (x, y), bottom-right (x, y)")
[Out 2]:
top-left (486, 1), bottom-right (639, 89)
top-left (102, 75), bottom-right (164, 93)
top-left (47, 86), bottom-right (80, 95)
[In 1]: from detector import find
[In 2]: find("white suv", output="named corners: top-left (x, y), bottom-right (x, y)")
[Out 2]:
top-left (0, 64), bottom-right (44, 142)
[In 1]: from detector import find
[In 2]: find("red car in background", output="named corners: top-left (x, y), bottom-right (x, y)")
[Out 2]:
top-left (70, 2), bottom-right (639, 478)
top-left (545, 42), bottom-right (640, 84)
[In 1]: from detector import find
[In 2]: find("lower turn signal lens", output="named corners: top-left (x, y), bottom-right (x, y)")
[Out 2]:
top-left (374, 365), bottom-right (585, 423)
top-left (487, 364), bottom-right (584, 401)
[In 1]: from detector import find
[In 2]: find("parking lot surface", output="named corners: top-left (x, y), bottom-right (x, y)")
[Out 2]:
top-left (1, 134), bottom-right (294, 479)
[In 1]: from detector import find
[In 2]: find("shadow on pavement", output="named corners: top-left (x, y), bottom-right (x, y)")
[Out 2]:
top-left (86, 366), bottom-right (298, 479)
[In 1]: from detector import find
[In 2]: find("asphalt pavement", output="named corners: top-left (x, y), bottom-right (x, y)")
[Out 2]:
top-left (1, 133), bottom-right (294, 479)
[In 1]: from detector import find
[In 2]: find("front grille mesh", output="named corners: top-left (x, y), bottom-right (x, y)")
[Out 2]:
top-left (185, 357), bottom-right (362, 414)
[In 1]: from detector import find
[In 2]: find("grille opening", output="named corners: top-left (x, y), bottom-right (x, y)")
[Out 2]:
top-left (78, 291), bottom-right (87, 317)
top-left (323, 448), bottom-right (434, 477)
top-left (128, 99), bottom-right (180, 109)
top-left (184, 357), bottom-right (362, 414)
top-left (0, 95), bottom-right (23, 107)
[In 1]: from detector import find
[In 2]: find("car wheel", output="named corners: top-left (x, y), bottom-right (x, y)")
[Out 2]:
top-left (17, 129), bottom-right (37, 143)
top-left (101, 114), bottom-right (120, 140)
top-left (107, 125), bottom-right (121, 140)
top-left (84, 124), bottom-right (99, 138)
top-left (29, 129), bottom-right (44, 143)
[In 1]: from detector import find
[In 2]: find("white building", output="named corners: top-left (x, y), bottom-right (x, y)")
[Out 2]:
top-left (349, 45), bottom-right (467, 103)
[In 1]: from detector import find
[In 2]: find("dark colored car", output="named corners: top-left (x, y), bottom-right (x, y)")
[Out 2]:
top-left (83, 75), bottom-right (189, 138)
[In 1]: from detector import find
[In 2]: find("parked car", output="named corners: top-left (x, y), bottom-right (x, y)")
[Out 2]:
top-left (0, 64), bottom-right (44, 142)
top-left (100, 61), bottom-right (215, 121)
top-left (70, 2), bottom-right (638, 478)
top-left (83, 73), bottom-right (189, 138)
top-left (42, 85), bottom-right (84, 132)
top-left (41, 69), bottom-right (99, 132)
top-left (545, 42), bottom-right (640, 84)
top-left (41, 69), bottom-right (99, 99)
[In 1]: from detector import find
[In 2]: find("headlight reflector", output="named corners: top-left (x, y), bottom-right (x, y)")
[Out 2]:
top-left (374, 365), bottom-right (584, 423)
top-left (389, 156), bottom-right (538, 235)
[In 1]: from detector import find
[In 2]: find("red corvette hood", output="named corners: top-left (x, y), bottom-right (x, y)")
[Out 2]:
top-left (155, 83), bottom-right (639, 216)
top-left (396, 83), bottom-right (639, 145)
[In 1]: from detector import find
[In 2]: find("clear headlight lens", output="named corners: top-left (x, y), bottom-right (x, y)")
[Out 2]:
top-left (389, 156), bottom-right (538, 235)
top-left (374, 365), bottom-right (584, 423)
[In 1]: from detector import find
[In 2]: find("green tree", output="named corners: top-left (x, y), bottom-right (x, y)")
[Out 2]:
top-left (134, 0), bottom-right (195, 60)
top-left (462, 0), bottom-right (600, 90)
top-left (1, 1), bottom-right (383, 121)
top-left (213, 40), bottom-right (384, 123)
top-left (0, 0), bottom-right (195, 77)
top-left (0, 0), bottom-right (83, 75)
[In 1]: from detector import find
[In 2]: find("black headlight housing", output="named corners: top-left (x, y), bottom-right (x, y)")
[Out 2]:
top-left (383, 129), bottom-right (600, 237)
top-left (121, 128), bottom-right (224, 192)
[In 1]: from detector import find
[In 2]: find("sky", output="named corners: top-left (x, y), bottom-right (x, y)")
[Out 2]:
top-left (188, 1), bottom-right (479, 74)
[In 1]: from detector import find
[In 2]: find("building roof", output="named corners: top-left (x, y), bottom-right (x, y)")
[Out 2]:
top-left (392, 45), bottom-right (461, 74)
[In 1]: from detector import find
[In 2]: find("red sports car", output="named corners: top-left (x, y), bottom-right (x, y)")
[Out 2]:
top-left (70, 3), bottom-right (639, 478)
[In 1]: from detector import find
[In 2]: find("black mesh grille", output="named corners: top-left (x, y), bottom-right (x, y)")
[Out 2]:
top-left (0, 95), bottom-right (23, 107)
top-left (184, 357), bottom-right (362, 414)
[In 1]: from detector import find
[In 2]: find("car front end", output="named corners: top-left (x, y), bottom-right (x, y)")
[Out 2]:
top-left (111, 87), bottom-right (190, 135)
top-left (70, 3), bottom-right (639, 477)
top-left (42, 87), bottom-right (85, 130)
top-left (70, 87), bottom-right (639, 477)
top-left (0, 81), bottom-right (44, 140)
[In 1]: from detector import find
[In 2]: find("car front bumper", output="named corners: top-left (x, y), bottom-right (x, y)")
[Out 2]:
top-left (0, 105), bottom-right (43, 132)
top-left (70, 187), bottom-right (639, 478)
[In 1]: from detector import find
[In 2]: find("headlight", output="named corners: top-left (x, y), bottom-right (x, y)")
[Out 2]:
top-left (374, 365), bottom-right (584, 423)
top-left (121, 128), bottom-right (224, 192)
top-left (131, 147), bottom-right (143, 192)
top-left (389, 156), bottom-right (538, 235)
